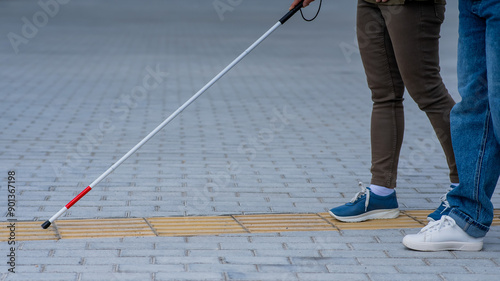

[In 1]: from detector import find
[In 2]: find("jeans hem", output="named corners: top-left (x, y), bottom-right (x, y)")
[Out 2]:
top-left (449, 208), bottom-right (489, 238)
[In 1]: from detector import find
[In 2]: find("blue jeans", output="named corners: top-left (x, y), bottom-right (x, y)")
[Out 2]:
top-left (447, 0), bottom-right (500, 238)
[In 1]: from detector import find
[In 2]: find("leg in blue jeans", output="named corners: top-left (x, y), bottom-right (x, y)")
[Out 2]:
top-left (447, 0), bottom-right (500, 238)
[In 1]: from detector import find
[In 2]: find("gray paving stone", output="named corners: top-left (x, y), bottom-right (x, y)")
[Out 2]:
top-left (155, 256), bottom-right (220, 265)
top-left (120, 249), bottom-right (185, 257)
top-left (395, 265), bottom-right (469, 274)
top-left (327, 264), bottom-right (399, 274)
top-left (155, 272), bottom-right (224, 281)
top-left (188, 250), bottom-right (253, 258)
top-left (117, 264), bottom-right (185, 273)
top-left (52, 249), bottom-right (119, 257)
top-left (320, 249), bottom-right (389, 259)
top-left (441, 274), bottom-right (500, 281)
top-left (43, 265), bottom-right (112, 273)
top-left (16, 256), bottom-right (83, 265)
top-left (221, 242), bottom-right (285, 251)
top-left (2, 273), bottom-right (78, 281)
top-left (259, 264), bottom-right (329, 273)
top-left (357, 258), bottom-right (427, 266)
top-left (290, 256), bottom-right (359, 266)
top-left (296, 273), bottom-right (368, 281)
top-left (369, 273), bottom-right (443, 281)
top-left (155, 242), bottom-right (219, 251)
top-left (224, 256), bottom-right (291, 265)
top-left (226, 272), bottom-right (298, 281)
top-left (80, 273), bottom-right (153, 281)
top-left (187, 263), bottom-right (258, 273)
top-left (83, 256), bottom-right (152, 265)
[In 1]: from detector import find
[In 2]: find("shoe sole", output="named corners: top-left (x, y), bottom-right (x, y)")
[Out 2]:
top-left (328, 209), bottom-right (400, 223)
top-left (403, 239), bottom-right (483, 252)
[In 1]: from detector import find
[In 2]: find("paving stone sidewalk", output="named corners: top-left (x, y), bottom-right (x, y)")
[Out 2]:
top-left (1, 0), bottom-right (499, 280)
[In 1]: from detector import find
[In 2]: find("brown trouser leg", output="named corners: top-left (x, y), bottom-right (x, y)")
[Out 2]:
top-left (356, 0), bottom-right (458, 188)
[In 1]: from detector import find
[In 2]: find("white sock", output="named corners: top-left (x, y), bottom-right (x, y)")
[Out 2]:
top-left (369, 184), bottom-right (395, 196)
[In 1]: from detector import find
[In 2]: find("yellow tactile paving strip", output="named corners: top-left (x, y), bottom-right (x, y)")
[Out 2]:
top-left (234, 213), bottom-right (337, 233)
top-left (148, 216), bottom-right (246, 236)
top-left (1, 210), bottom-right (499, 242)
top-left (56, 218), bottom-right (156, 239)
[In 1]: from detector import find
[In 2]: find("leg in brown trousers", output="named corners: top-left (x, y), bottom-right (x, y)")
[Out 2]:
top-left (328, 1), bottom-right (458, 223)
top-left (357, 0), bottom-right (458, 189)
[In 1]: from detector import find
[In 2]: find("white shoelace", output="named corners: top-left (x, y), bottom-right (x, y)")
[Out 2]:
top-left (439, 187), bottom-right (453, 211)
top-left (420, 215), bottom-right (455, 234)
top-left (350, 182), bottom-right (370, 212)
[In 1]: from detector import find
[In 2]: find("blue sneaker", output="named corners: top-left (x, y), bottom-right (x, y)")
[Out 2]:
top-left (329, 186), bottom-right (399, 222)
top-left (427, 186), bottom-right (454, 222)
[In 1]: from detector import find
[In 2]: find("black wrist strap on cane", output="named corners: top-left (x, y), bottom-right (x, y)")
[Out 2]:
top-left (280, 0), bottom-right (322, 24)
top-left (300, 0), bottom-right (322, 22)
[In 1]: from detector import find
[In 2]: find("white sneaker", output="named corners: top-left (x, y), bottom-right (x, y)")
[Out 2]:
top-left (403, 215), bottom-right (483, 251)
